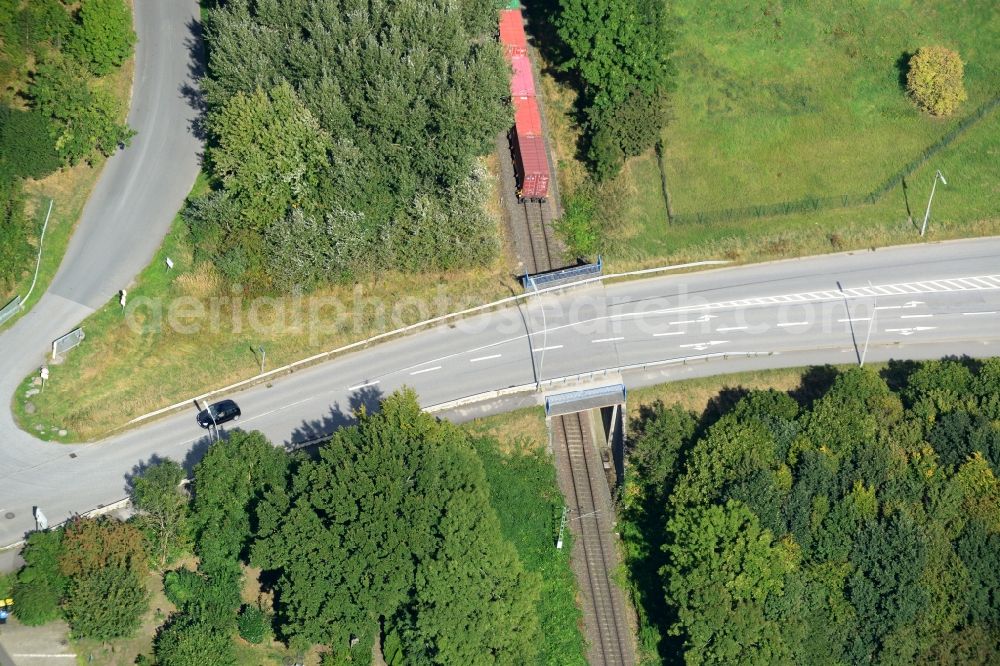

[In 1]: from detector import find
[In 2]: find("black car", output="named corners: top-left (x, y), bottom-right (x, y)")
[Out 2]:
top-left (197, 399), bottom-right (241, 428)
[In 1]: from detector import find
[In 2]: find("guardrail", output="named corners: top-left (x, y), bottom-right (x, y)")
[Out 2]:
top-left (0, 296), bottom-right (21, 326)
top-left (120, 259), bottom-right (728, 431)
top-left (523, 257), bottom-right (603, 289)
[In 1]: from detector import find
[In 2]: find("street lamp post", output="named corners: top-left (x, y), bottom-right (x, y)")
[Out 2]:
top-left (920, 170), bottom-right (947, 237)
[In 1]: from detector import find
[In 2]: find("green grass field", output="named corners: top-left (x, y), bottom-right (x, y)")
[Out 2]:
top-left (661, 0), bottom-right (1000, 214)
top-left (542, 1), bottom-right (1000, 269)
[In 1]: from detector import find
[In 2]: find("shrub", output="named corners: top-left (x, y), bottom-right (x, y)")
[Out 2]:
top-left (66, 0), bottom-right (135, 75)
top-left (556, 189), bottom-right (599, 257)
top-left (906, 46), bottom-right (967, 117)
top-left (0, 106), bottom-right (61, 180)
top-left (11, 579), bottom-right (62, 625)
top-left (163, 569), bottom-right (204, 608)
top-left (236, 604), bottom-right (271, 644)
top-left (63, 565), bottom-right (149, 641)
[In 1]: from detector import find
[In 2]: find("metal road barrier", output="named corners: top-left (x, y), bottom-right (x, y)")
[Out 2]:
top-left (545, 383), bottom-right (626, 417)
top-left (0, 296), bottom-right (21, 326)
top-left (52, 328), bottom-right (85, 359)
top-left (523, 256), bottom-right (603, 290)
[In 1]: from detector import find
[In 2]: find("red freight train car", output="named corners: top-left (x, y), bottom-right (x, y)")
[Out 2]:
top-left (499, 10), bottom-right (527, 57)
top-left (512, 96), bottom-right (549, 200)
top-left (499, 5), bottom-right (550, 201)
top-left (509, 54), bottom-right (536, 98)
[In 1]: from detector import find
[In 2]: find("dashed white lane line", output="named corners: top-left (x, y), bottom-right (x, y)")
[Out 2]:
top-left (469, 353), bottom-right (502, 363)
top-left (838, 317), bottom-right (872, 323)
top-left (592, 336), bottom-right (625, 343)
top-left (680, 340), bottom-right (729, 350)
top-left (670, 315), bottom-right (715, 325)
top-left (653, 331), bottom-right (684, 337)
top-left (900, 314), bottom-right (933, 319)
top-left (716, 325), bottom-right (748, 332)
top-left (885, 326), bottom-right (937, 336)
top-left (533, 345), bottom-right (564, 353)
top-left (962, 311), bottom-right (998, 316)
top-left (347, 380), bottom-right (380, 391)
top-left (777, 321), bottom-right (809, 327)
top-left (409, 366), bottom-right (442, 376)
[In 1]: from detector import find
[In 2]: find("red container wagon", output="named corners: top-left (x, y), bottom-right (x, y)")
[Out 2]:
top-left (509, 54), bottom-right (536, 98)
top-left (512, 96), bottom-right (549, 201)
top-left (499, 9), bottom-right (527, 59)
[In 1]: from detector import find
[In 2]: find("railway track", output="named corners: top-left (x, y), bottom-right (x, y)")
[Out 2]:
top-left (520, 200), bottom-right (554, 276)
top-left (553, 412), bottom-right (633, 666)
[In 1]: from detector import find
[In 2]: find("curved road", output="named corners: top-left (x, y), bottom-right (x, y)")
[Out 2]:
top-left (0, 0), bottom-right (201, 535)
top-left (1, 235), bottom-right (1000, 546)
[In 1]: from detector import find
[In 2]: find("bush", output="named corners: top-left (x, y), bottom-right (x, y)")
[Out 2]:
top-left (154, 610), bottom-right (237, 666)
top-left (11, 579), bottom-right (62, 625)
top-left (163, 569), bottom-right (204, 608)
top-left (0, 106), bottom-right (61, 180)
top-left (556, 189), bottom-right (599, 257)
top-left (907, 46), bottom-right (968, 117)
top-left (63, 565), bottom-right (149, 641)
top-left (236, 604), bottom-right (271, 644)
top-left (66, 0), bottom-right (135, 75)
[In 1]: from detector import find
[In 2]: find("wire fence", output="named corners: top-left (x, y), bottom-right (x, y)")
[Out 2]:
top-left (667, 94), bottom-right (1000, 226)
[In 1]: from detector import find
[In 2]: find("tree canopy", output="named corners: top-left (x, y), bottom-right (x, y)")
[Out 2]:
top-left (554, 0), bottom-right (674, 178)
top-left (252, 390), bottom-right (541, 661)
top-left (193, 0), bottom-right (508, 291)
top-left (624, 360), bottom-right (1000, 664)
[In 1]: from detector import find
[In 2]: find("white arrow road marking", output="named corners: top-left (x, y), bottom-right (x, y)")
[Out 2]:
top-left (410, 366), bottom-right (442, 375)
top-left (469, 354), bottom-right (502, 363)
top-left (533, 345), bottom-right (563, 353)
top-left (347, 380), bottom-right (380, 391)
top-left (592, 336), bottom-right (624, 343)
top-left (885, 326), bottom-right (937, 336)
top-left (680, 340), bottom-right (729, 351)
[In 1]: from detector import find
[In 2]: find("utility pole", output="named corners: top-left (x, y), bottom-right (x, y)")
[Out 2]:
top-left (861, 281), bottom-right (877, 367)
top-left (555, 506), bottom-right (569, 549)
top-left (920, 170), bottom-right (947, 237)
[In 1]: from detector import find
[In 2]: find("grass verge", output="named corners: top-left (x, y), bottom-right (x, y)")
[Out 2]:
top-left (469, 421), bottom-right (589, 665)
top-left (14, 175), bottom-right (517, 441)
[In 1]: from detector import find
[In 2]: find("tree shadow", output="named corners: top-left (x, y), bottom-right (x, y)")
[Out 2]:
top-left (900, 177), bottom-right (918, 230)
top-left (284, 385), bottom-right (385, 450)
top-left (180, 17), bottom-right (208, 146)
top-left (698, 386), bottom-right (750, 432)
top-left (124, 453), bottom-right (172, 497)
top-left (789, 365), bottom-right (840, 409)
top-left (895, 51), bottom-right (913, 92)
top-left (880, 358), bottom-right (923, 394)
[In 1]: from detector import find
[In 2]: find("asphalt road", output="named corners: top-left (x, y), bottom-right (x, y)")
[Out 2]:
top-left (1, 237), bottom-right (1000, 547)
top-left (0, 0), bottom-right (201, 546)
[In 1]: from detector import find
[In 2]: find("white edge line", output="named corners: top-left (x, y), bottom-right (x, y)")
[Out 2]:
top-left (962, 311), bottom-right (997, 316)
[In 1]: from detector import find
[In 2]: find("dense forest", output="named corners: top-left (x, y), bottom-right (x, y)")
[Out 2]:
top-left (625, 359), bottom-right (1000, 664)
top-left (191, 0), bottom-right (510, 292)
top-left (0, 0), bottom-right (133, 293)
top-left (10, 391), bottom-right (549, 665)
